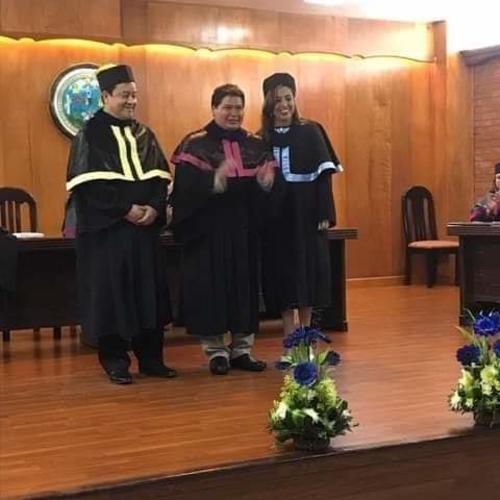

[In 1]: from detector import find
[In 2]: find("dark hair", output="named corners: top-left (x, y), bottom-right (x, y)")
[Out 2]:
top-left (211, 84), bottom-right (245, 108)
top-left (260, 86), bottom-right (300, 144)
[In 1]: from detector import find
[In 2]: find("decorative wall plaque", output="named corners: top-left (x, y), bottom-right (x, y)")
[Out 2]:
top-left (50, 63), bottom-right (100, 138)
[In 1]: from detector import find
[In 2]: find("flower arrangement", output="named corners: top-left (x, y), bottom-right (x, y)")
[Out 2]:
top-left (449, 311), bottom-right (500, 427)
top-left (268, 326), bottom-right (354, 451)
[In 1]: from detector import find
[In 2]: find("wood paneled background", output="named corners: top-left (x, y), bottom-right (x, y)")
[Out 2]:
top-left (0, 0), bottom-right (473, 279)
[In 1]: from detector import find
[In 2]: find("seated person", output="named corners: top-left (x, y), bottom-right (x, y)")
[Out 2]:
top-left (470, 163), bottom-right (500, 222)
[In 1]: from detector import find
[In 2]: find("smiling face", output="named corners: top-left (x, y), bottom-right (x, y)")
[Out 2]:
top-left (272, 85), bottom-right (296, 127)
top-left (102, 82), bottom-right (137, 120)
top-left (212, 95), bottom-right (244, 130)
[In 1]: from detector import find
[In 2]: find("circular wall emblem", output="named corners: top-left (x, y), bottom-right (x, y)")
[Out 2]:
top-left (50, 63), bottom-right (101, 138)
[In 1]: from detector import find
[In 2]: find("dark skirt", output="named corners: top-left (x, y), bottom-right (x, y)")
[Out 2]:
top-left (76, 222), bottom-right (171, 343)
top-left (262, 189), bottom-right (331, 312)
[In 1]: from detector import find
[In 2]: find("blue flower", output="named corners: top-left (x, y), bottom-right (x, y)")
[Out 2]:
top-left (306, 328), bottom-right (332, 345)
top-left (456, 344), bottom-right (481, 366)
top-left (473, 312), bottom-right (500, 337)
top-left (494, 340), bottom-right (500, 358)
top-left (283, 326), bottom-right (331, 349)
top-left (275, 361), bottom-right (291, 371)
top-left (325, 349), bottom-right (341, 366)
top-left (293, 362), bottom-right (318, 386)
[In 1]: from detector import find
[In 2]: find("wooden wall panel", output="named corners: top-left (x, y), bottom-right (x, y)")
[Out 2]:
top-left (0, 0), bottom-right (434, 61)
top-left (430, 23), bottom-right (448, 237)
top-left (0, 0), bottom-right (122, 39)
top-left (0, 3), bottom-right (473, 280)
top-left (389, 65), bottom-right (412, 273)
top-left (137, 2), bottom-right (433, 60)
top-left (444, 47), bottom-right (473, 227)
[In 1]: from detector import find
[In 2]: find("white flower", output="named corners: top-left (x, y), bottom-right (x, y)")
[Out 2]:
top-left (303, 408), bottom-right (320, 422)
top-left (480, 382), bottom-right (493, 396)
top-left (458, 369), bottom-right (474, 390)
top-left (480, 365), bottom-right (500, 391)
top-left (464, 398), bottom-right (474, 409)
top-left (450, 391), bottom-right (462, 409)
top-left (276, 401), bottom-right (288, 420)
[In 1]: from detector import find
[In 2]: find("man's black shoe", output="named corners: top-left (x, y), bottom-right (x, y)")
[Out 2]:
top-left (209, 356), bottom-right (230, 375)
top-left (139, 363), bottom-right (178, 378)
top-left (98, 351), bottom-right (132, 385)
top-left (230, 354), bottom-right (267, 372)
top-left (105, 367), bottom-right (133, 385)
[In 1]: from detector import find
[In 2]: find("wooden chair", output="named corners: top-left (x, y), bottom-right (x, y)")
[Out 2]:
top-left (0, 187), bottom-right (62, 341)
top-left (0, 187), bottom-right (37, 233)
top-left (402, 186), bottom-right (459, 288)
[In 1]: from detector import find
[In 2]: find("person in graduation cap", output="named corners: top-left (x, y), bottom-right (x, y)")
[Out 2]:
top-left (259, 72), bottom-right (343, 337)
top-left (65, 64), bottom-right (177, 384)
top-left (470, 162), bottom-right (500, 222)
top-left (171, 83), bottom-right (278, 375)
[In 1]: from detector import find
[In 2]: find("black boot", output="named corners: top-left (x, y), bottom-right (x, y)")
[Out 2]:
top-left (98, 335), bottom-right (132, 384)
top-left (133, 330), bottom-right (178, 378)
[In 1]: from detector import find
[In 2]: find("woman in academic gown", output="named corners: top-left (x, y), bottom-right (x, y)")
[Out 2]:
top-left (260, 73), bottom-right (343, 336)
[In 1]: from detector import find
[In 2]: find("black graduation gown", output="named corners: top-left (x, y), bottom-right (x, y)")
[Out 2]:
top-left (65, 110), bottom-right (172, 343)
top-left (171, 121), bottom-right (277, 337)
top-left (262, 119), bottom-right (342, 312)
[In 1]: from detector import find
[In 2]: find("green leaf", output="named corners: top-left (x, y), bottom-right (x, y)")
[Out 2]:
top-left (316, 351), bottom-right (328, 365)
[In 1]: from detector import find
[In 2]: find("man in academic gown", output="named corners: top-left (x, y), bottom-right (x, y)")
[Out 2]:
top-left (171, 84), bottom-right (278, 375)
top-left (65, 64), bottom-right (177, 384)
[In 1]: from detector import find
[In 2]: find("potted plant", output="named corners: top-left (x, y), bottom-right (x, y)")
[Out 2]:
top-left (449, 311), bottom-right (500, 427)
top-left (269, 326), bottom-right (354, 451)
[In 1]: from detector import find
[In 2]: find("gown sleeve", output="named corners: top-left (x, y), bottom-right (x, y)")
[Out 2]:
top-left (145, 132), bottom-right (171, 217)
top-left (310, 123), bottom-right (337, 226)
top-left (316, 172), bottom-right (336, 226)
top-left (170, 161), bottom-right (215, 243)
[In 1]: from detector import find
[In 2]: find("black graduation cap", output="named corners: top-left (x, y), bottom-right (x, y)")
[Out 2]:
top-left (262, 73), bottom-right (296, 96)
top-left (495, 163), bottom-right (500, 175)
top-left (96, 64), bottom-right (135, 92)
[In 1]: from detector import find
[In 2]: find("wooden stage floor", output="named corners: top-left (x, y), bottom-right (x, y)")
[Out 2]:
top-left (1, 285), bottom-right (499, 499)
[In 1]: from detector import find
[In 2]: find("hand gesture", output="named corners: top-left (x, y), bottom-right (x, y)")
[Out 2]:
top-left (318, 220), bottom-right (330, 231)
top-left (214, 159), bottom-right (236, 193)
top-left (256, 162), bottom-right (275, 191)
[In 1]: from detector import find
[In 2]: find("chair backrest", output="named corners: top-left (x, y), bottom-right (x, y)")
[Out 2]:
top-left (0, 187), bottom-right (37, 232)
top-left (402, 185), bottom-right (438, 244)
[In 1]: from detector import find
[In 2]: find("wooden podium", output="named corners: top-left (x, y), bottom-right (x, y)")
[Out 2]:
top-left (447, 222), bottom-right (500, 324)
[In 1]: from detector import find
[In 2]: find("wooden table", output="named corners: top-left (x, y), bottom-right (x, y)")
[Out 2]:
top-left (0, 228), bottom-right (357, 337)
top-left (447, 222), bottom-right (500, 324)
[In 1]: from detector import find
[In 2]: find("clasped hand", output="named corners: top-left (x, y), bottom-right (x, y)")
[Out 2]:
top-left (125, 204), bottom-right (158, 225)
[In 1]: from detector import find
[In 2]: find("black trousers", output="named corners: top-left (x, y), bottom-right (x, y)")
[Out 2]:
top-left (98, 329), bottom-right (164, 371)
